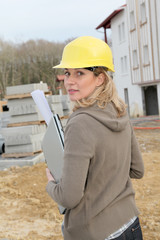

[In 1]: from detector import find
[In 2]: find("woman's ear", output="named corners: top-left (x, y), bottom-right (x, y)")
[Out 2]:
top-left (96, 73), bottom-right (105, 87)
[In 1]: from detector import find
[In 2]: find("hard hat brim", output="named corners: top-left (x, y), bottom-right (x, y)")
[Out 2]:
top-left (52, 63), bottom-right (115, 72)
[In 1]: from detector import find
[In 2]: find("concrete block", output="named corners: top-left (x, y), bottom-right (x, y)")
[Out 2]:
top-left (61, 95), bottom-right (72, 115)
top-left (0, 112), bottom-right (10, 129)
top-left (5, 140), bottom-right (43, 154)
top-left (8, 98), bottom-right (40, 116)
top-left (47, 95), bottom-right (65, 116)
top-left (8, 113), bottom-right (44, 124)
top-left (2, 124), bottom-right (46, 136)
top-left (0, 152), bottom-right (45, 171)
top-left (50, 103), bottom-right (63, 117)
top-left (0, 134), bottom-right (5, 153)
top-left (61, 95), bottom-right (71, 110)
top-left (49, 95), bottom-right (62, 103)
top-left (6, 83), bottom-right (48, 96)
top-left (3, 130), bottom-right (45, 146)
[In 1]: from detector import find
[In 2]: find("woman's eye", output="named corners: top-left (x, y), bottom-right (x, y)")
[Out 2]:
top-left (77, 71), bottom-right (84, 76)
top-left (64, 71), bottom-right (70, 77)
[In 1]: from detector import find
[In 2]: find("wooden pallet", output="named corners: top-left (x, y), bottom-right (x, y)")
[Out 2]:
top-left (7, 120), bottom-right (46, 127)
top-left (60, 115), bottom-right (69, 120)
top-left (7, 116), bottom-right (69, 127)
top-left (5, 91), bottom-right (52, 100)
top-left (2, 150), bottom-right (42, 158)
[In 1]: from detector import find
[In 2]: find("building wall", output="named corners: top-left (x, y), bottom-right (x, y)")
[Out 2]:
top-left (156, 0), bottom-right (160, 57)
top-left (127, 0), bottom-right (160, 116)
top-left (126, 0), bottom-right (141, 84)
top-left (158, 85), bottom-right (160, 114)
top-left (111, 8), bottom-right (143, 117)
top-left (127, 0), bottom-right (160, 83)
top-left (149, 0), bottom-right (160, 80)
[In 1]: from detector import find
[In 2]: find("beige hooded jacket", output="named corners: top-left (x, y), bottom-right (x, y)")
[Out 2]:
top-left (46, 102), bottom-right (144, 240)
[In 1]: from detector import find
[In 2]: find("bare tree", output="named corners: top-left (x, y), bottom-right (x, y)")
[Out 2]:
top-left (0, 38), bottom-right (66, 98)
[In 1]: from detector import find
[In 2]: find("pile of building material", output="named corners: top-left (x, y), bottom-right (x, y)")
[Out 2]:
top-left (2, 125), bottom-right (46, 155)
top-left (0, 134), bottom-right (5, 154)
top-left (47, 95), bottom-right (64, 117)
top-left (6, 83), bottom-right (49, 125)
top-left (1, 83), bottom-right (71, 158)
top-left (61, 95), bottom-right (72, 116)
top-left (47, 94), bottom-right (71, 116)
top-left (46, 94), bottom-right (71, 129)
top-left (0, 111), bottom-right (10, 129)
top-left (2, 83), bottom-right (49, 157)
top-left (0, 101), bottom-right (10, 154)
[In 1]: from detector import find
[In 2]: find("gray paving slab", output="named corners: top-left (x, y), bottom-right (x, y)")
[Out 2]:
top-left (61, 95), bottom-right (71, 110)
top-left (0, 152), bottom-right (45, 171)
top-left (8, 98), bottom-right (37, 116)
top-left (5, 141), bottom-right (42, 153)
top-left (2, 124), bottom-right (46, 136)
top-left (50, 103), bottom-right (63, 117)
top-left (3, 131), bottom-right (45, 146)
top-left (6, 83), bottom-right (48, 95)
top-left (0, 112), bottom-right (10, 128)
top-left (9, 112), bottom-right (44, 124)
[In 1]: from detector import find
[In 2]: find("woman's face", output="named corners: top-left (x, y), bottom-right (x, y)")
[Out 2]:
top-left (64, 68), bottom-right (103, 101)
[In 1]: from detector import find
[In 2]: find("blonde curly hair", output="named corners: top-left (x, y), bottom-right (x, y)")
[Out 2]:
top-left (73, 67), bottom-right (127, 117)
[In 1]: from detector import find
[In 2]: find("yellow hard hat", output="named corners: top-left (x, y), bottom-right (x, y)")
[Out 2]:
top-left (53, 36), bottom-right (115, 72)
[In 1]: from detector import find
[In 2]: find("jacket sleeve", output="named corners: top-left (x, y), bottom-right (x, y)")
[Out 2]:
top-left (130, 125), bottom-right (144, 179)
top-left (46, 117), bottom-right (94, 209)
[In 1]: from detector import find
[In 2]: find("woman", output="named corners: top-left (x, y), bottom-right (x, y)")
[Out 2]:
top-left (46, 36), bottom-right (144, 240)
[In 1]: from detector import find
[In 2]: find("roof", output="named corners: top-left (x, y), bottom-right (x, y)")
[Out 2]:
top-left (96, 4), bottom-right (126, 29)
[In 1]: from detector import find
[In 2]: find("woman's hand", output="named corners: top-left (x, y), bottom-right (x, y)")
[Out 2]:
top-left (46, 168), bottom-right (56, 183)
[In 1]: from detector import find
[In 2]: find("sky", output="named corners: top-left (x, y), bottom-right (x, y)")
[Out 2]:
top-left (0, 0), bottom-right (126, 43)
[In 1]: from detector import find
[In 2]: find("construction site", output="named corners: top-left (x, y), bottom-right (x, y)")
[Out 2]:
top-left (0, 82), bottom-right (159, 240)
top-left (0, 0), bottom-right (160, 239)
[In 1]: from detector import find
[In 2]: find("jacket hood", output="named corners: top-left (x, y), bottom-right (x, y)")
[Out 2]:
top-left (70, 103), bottom-right (129, 132)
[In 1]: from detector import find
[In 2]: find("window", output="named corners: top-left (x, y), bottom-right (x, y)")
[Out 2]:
top-left (140, 2), bottom-right (147, 24)
top-left (124, 88), bottom-right (129, 105)
top-left (121, 56), bottom-right (128, 74)
top-left (121, 57), bottom-right (124, 72)
top-left (118, 22), bottom-right (125, 43)
top-left (122, 22), bottom-right (125, 40)
top-left (124, 88), bottom-right (130, 115)
top-left (124, 56), bottom-right (128, 72)
top-left (143, 45), bottom-right (149, 65)
top-left (118, 24), bottom-right (122, 42)
top-left (130, 11), bottom-right (135, 30)
top-left (133, 50), bottom-right (138, 68)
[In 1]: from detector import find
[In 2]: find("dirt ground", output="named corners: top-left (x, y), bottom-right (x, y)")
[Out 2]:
top-left (0, 119), bottom-right (160, 240)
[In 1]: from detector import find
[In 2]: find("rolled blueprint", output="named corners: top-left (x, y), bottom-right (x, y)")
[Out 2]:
top-left (31, 90), bottom-right (52, 125)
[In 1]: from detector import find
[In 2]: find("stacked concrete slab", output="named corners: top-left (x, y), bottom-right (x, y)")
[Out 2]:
top-left (47, 94), bottom-right (71, 117)
top-left (6, 83), bottom-right (49, 96)
top-left (61, 95), bottom-right (72, 116)
top-left (8, 98), bottom-right (44, 124)
top-left (2, 83), bottom-right (71, 157)
top-left (0, 111), bottom-right (10, 130)
top-left (0, 109), bottom-right (10, 154)
top-left (47, 95), bottom-right (64, 117)
top-left (7, 83), bottom-right (49, 124)
top-left (2, 125), bottom-right (46, 154)
top-left (2, 83), bottom-right (48, 156)
top-left (47, 94), bottom-right (71, 129)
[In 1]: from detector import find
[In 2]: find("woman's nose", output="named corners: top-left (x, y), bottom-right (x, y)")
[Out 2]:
top-left (66, 75), bottom-right (76, 84)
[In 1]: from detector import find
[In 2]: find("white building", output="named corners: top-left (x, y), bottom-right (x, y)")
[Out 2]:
top-left (96, 0), bottom-right (160, 117)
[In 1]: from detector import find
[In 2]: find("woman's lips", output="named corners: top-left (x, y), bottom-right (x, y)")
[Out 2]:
top-left (68, 89), bottom-right (79, 94)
